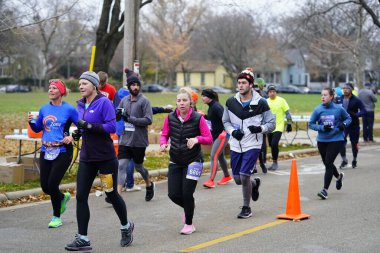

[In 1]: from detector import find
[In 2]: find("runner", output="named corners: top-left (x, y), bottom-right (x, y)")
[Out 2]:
top-left (65, 71), bottom-right (133, 251)
top-left (338, 83), bottom-right (366, 169)
top-left (160, 88), bottom-right (212, 234)
top-left (309, 87), bottom-right (351, 200)
top-left (97, 71), bottom-right (117, 101)
top-left (266, 84), bottom-right (293, 171)
top-left (28, 79), bottom-right (77, 228)
top-left (223, 69), bottom-right (275, 218)
top-left (116, 72), bottom-right (155, 201)
top-left (201, 88), bottom-right (233, 188)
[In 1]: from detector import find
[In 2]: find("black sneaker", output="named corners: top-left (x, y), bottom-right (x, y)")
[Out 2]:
top-left (251, 178), bottom-right (261, 201)
top-left (317, 189), bottom-right (328, 200)
top-left (260, 163), bottom-right (267, 174)
top-left (105, 197), bottom-right (111, 204)
top-left (352, 160), bottom-right (357, 168)
top-left (145, 182), bottom-right (155, 201)
top-left (339, 160), bottom-right (348, 169)
top-left (120, 221), bottom-right (134, 247)
top-left (237, 206), bottom-right (252, 219)
top-left (65, 234), bottom-right (92, 251)
top-left (336, 172), bottom-right (344, 190)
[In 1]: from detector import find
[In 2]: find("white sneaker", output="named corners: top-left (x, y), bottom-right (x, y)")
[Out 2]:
top-left (126, 185), bottom-right (142, 192)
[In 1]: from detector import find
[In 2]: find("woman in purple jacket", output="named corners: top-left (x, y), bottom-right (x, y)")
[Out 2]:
top-left (65, 71), bottom-right (133, 251)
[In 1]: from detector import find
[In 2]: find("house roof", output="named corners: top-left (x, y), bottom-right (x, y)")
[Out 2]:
top-left (175, 61), bottom-right (220, 73)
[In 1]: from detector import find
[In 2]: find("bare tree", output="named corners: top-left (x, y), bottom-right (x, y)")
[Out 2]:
top-left (142, 0), bottom-right (206, 86)
top-left (93, 0), bottom-right (153, 73)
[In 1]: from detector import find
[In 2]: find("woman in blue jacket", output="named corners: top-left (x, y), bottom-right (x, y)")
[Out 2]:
top-left (28, 79), bottom-right (77, 228)
top-left (309, 87), bottom-right (351, 200)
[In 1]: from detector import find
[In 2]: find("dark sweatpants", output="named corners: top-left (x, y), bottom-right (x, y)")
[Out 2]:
top-left (317, 141), bottom-right (344, 190)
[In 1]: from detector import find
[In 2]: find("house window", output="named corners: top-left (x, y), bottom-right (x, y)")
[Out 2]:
top-left (200, 73), bottom-right (205, 86)
top-left (289, 74), bottom-right (293, 84)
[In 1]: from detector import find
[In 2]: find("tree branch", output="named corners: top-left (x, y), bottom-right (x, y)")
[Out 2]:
top-left (358, 0), bottom-right (380, 28)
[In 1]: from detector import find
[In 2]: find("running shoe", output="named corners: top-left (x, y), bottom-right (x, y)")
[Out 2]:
top-left (65, 234), bottom-right (92, 251)
top-left (48, 216), bottom-right (62, 228)
top-left (260, 163), bottom-right (268, 173)
top-left (145, 182), bottom-right (155, 201)
top-left (336, 172), bottom-right (344, 190)
top-left (120, 221), bottom-right (134, 247)
top-left (268, 162), bottom-right (278, 171)
top-left (180, 224), bottom-right (196, 235)
top-left (217, 175), bottom-right (233, 185)
top-left (237, 206), bottom-right (252, 219)
top-left (126, 185), bottom-right (142, 192)
top-left (352, 160), bottom-right (357, 168)
top-left (317, 189), bottom-right (328, 200)
top-left (339, 160), bottom-right (348, 169)
top-left (251, 177), bottom-right (261, 201)
top-left (203, 178), bottom-right (215, 188)
top-left (60, 192), bottom-right (71, 215)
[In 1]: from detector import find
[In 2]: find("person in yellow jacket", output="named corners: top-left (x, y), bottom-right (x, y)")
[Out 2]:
top-left (266, 85), bottom-right (293, 170)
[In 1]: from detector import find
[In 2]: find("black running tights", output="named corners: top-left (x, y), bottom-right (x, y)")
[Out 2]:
top-left (167, 163), bottom-right (198, 225)
top-left (39, 150), bottom-right (72, 217)
top-left (317, 141), bottom-right (344, 190)
top-left (268, 131), bottom-right (282, 161)
top-left (76, 159), bottom-right (128, 235)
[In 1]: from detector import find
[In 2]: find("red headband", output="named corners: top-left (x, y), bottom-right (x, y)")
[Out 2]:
top-left (49, 80), bottom-right (66, 96)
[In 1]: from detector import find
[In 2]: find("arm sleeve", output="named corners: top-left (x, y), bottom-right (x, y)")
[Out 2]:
top-left (160, 116), bottom-right (170, 145)
top-left (309, 109), bottom-right (323, 132)
top-left (196, 116), bottom-right (213, 145)
top-left (356, 99), bottom-right (366, 118)
top-left (285, 110), bottom-right (292, 122)
top-left (91, 99), bottom-right (116, 134)
top-left (222, 106), bottom-right (235, 135)
top-left (261, 110), bottom-right (276, 133)
top-left (128, 100), bottom-right (153, 126)
top-left (342, 108), bottom-right (352, 126)
top-left (152, 107), bottom-right (165, 114)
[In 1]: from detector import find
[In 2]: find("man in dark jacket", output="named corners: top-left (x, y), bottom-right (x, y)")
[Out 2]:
top-left (339, 83), bottom-right (366, 169)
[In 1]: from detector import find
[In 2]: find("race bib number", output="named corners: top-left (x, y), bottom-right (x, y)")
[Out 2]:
top-left (44, 146), bottom-right (60, 161)
top-left (124, 122), bottom-right (135, 131)
top-left (320, 115), bottom-right (335, 126)
top-left (206, 120), bottom-right (212, 131)
top-left (186, 162), bottom-right (203, 181)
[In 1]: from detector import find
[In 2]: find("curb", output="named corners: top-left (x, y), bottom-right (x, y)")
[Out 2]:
top-left (0, 148), bottom-right (321, 201)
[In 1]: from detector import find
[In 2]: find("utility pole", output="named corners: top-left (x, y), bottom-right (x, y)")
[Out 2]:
top-left (123, 0), bottom-right (139, 84)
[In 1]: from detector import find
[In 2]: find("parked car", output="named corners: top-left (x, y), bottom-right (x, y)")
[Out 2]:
top-left (211, 86), bottom-right (233, 94)
top-left (141, 84), bottom-right (166, 93)
top-left (5, 84), bottom-right (31, 93)
top-left (270, 84), bottom-right (302, 94)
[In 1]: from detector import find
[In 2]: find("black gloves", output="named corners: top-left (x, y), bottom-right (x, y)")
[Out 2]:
top-left (232, 129), bottom-right (244, 141)
top-left (323, 125), bottom-right (333, 132)
top-left (286, 123), bottom-right (292, 133)
top-left (116, 108), bottom-right (123, 121)
top-left (78, 119), bottom-right (92, 130)
top-left (248, 125), bottom-right (262, 134)
top-left (163, 108), bottom-right (173, 113)
top-left (338, 123), bottom-right (346, 131)
top-left (72, 129), bottom-right (82, 141)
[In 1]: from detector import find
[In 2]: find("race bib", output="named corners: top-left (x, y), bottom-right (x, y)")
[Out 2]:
top-left (44, 146), bottom-right (60, 160)
top-left (124, 122), bottom-right (135, 131)
top-left (320, 115), bottom-right (335, 126)
top-left (206, 120), bottom-right (212, 131)
top-left (186, 162), bottom-right (203, 181)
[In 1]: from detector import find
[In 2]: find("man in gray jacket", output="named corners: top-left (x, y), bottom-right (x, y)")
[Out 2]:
top-left (358, 83), bottom-right (377, 143)
top-left (116, 74), bottom-right (155, 201)
top-left (223, 69), bottom-right (275, 219)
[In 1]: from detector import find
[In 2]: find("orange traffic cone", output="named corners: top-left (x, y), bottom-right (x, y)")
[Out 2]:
top-left (277, 159), bottom-right (311, 221)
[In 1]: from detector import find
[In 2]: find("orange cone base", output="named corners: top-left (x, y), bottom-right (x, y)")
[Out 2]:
top-left (276, 213), bottom-right (311, 221)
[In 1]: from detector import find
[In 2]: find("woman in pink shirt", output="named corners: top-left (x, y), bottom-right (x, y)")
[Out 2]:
top-left (160, 88), bottom-right (212, 235)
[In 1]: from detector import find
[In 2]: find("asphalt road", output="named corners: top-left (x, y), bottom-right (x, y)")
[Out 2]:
top-left (1, 145), bottom-right (379, 253)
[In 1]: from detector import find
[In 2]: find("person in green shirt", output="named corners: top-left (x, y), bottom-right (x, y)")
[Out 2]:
top-left (266, 85), bottom-right (293, 170)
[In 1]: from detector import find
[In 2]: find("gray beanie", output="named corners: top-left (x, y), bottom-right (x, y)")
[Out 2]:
top-left (80, 71), bottom-right (100, 88)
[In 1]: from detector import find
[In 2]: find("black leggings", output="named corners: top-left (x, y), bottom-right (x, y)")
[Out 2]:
top-left (259, 134), bottom-right (267, 164)
top-left (167, 163), bottom-right (198, 225)
top-left (317, 141), bottom-right (344, 190)
top-left (268, 131), bottom-right (282, 161)
top-left (39, 149), bottom-right (72, 217)
top-left (76, 159), bottom-right (127, 235)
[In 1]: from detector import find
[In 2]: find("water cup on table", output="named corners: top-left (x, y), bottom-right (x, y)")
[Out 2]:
top-left (14, 129), bottom-right (20, 135)
top-left (21, 129), bottom-right (27, 136)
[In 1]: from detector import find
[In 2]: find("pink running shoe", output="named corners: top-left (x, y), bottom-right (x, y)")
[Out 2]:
top-left (217, 175), bottom-right (233, 185)
top-left (180, 224), bottom-right (196, 235)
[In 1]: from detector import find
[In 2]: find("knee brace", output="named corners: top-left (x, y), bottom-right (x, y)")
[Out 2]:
top-left (99, 174), bottom-right (114, 193)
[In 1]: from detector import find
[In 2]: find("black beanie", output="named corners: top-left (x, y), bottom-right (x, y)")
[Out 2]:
top-left (127, 75), bottom-right (141, 87)
top-left (201, 89), bottom-right (216, 100)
